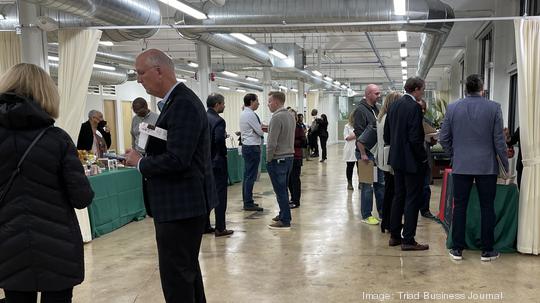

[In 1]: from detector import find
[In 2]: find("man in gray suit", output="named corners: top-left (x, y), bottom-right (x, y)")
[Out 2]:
top-left (439, 74), bottom-right (509, 262)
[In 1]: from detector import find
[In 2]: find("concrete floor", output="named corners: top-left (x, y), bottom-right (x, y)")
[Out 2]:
top-left (4, 144), bottom-right (537, 302)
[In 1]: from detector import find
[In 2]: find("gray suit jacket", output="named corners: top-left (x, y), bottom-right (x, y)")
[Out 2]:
top-left (439, 94), bottom-right (509, 175)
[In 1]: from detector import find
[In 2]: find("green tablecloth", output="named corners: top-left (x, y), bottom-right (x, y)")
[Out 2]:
top-left (446, 184), bottom-right (519, 252)
top-left (87, 168), bottom-right (146, 238)
top-left (227, 145), bottom-right (267, 185)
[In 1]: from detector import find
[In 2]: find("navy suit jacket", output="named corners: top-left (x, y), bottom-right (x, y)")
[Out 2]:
top-left (139, 83), bottom-right (218, 222)
top-left (439, 95), bottom-right (509, 175)
top-left (383, 94), bottom-right (427, 174)
top-left (207, 108), bottom-right (228, 172)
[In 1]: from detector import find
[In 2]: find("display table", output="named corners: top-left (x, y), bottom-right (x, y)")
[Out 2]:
top-left (87, 168), bottom-right (146, 239)
top-left (438, 169), bottom-right (519, 252)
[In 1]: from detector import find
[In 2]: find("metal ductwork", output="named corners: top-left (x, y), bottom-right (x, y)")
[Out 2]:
top-left (48, 62), bottom-right (129, 85)
top-left (1, 0), bottom-right (161, 41)
top-left (179, 0), bottom-right (454, 79)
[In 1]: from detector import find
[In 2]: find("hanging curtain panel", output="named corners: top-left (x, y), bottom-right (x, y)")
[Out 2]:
top-left (0, 32), bottom-right (21, 75)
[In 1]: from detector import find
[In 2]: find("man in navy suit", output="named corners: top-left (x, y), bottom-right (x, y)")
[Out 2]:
top-left (126, 49), bottom-right (217, 303)
top-left (440, 74), bottom-right (509, 262)
top-left (206, 93), bottom-right (234, 237)
top-left (384, 77), bottom-right (429, 251)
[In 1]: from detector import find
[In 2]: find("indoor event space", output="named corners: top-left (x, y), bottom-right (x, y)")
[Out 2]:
top-left (0, 0), bottom-right (539, 302)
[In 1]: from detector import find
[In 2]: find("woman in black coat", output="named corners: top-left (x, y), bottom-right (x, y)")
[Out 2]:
top-left (317, 114), bottom-right (329, 162)
top-left (0, 64), bottom-right (94, 303)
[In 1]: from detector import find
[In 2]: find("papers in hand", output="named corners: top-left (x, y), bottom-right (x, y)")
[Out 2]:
top-left (357, 160), bottom-right (377, 184)
top-left (138, 122), bottom-right (167, 149)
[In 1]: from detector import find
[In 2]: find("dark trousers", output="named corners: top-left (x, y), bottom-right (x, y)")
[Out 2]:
top-left (207, 164), bottom-right (228, 231)
top-left (288, 159), bottom-right (302, 205)
top-left (4, 288), bottom-right (73, 303)
top-left (319, 135), bottom-right (328, 160)
top-left (308, 132), bottom-right (319, 155)
top-left (381, 171), bottom-right (395, 233)
top-left (390, 168), bottom-right (424, 244)
top-left (346, 161), bottom-right (356, 183)
top-left (451, 174), bottom-right (497, 252)
top-left (267, 158), bottom-right (293, 224)
top-left (241, 145), bottom-right (260, 207)
top-left (154, 215), bottom-right (206, 303)
top-left (420, 169), bottom-right (432, 213)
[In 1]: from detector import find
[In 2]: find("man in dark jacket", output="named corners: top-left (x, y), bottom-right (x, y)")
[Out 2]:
top-left (384, 77), bottom-right (429, 251)
top-left (76, 110), bottom-right (111, 153)
top-left (126, 49), bottom-right (217, 303)
top-left (206, 93), bottom-right (234, 237)
top-left (353, 84), bottom-right (385, 225)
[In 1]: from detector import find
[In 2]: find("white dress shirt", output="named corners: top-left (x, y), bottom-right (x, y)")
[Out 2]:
top-left (239, 107), bottom-right (264, 146)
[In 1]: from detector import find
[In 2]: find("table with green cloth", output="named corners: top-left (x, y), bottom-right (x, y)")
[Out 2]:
top-left (87, 168), bottom-right (146, 239)
top-left (227, 145), bottom-right (267, 185)
top-left (444, 183), bottom-right (519, 253)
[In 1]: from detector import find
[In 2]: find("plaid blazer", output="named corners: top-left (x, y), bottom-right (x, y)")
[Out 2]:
top-left (139, 83), bottom-right (218, 222)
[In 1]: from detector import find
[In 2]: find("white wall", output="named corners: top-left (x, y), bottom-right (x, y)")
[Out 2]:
top-left (318, 93), bottom-right (339, 145)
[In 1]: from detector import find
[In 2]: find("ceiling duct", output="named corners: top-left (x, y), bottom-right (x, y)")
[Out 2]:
top-left (179, 0), bottom-right (454, 79)
top-left (1, 0), bottom-right (161, 41)
top-left (48, 62), bottom-right (129, 85)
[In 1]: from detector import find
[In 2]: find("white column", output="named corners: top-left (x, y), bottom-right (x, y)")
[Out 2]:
top-left (298, 80), bottom-right (305, 115)
top-left (17, 1), bottom-right (48, 70)
top-left (262, 67), bottom-right (272, 122)
top-left (196, 42), bottom-right (211, 104)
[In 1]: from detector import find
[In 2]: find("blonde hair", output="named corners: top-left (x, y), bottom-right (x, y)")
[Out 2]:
top-left (0, 63), bottom-right (60, 118)
top-left (378, 91), bottom-right (402, 121)
top-left (348, 110), bottom-right (355, 125)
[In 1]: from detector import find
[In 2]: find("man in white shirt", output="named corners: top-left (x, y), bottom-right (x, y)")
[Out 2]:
top-left (239, 93), bottom-right (264, 211)
top-left (131, 97), bottom-right (159, 154)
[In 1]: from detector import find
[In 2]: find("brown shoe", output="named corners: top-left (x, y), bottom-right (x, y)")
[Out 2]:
top-left (215, 229), bottom-right (234, 237)
top-left (389, 237), bottom-right (402, 246)
top-left (401, 242), bottom-right (429, 251)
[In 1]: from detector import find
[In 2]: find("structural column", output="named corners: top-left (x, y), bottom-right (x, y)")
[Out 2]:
top-left (262, 67), bottom-right (272, 122)
top-left (298, 80), bottom-right (305, 116)
top-left (17, 1), bottom-right (48, 70)
top-left (196, 42), bottom-right (212, 104)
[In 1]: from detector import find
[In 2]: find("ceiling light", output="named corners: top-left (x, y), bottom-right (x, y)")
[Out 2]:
top-left (157, 0), bottom-right (207, 20)
top-left (324, 75), bottom-right (333, 82)
top-left (340, 84), bottom-right (348, 89)
top-left (218, 85), bottom-right (230, 90)
top-left (230, 33), bottom-right (257, 45)
top-left (333, 81), bottom-right (341, 86)
top-left (393, 0), bottom-right (406, 15)
top-left (309, 89), bottom-right (319, 92)
top-left (221, 70), bottom-right (238, 77)
top-left (236, 88), bottom-right (246, 93)
top-left (402, 69), bottom-right (407, 74)
top-left (290, 88), bottom-right (298, 92)
top-left (402, 75), bottom-right (408, 80)
top-left (401, 60), bottom-right (408, 68)
top-left (48, 56), bottom-right (59, 61)
top-left (278, 85), bottom-right (288, 91)
top-left (245, 76), bottom-right (259, 82)
top-left (176, 78), bottom-right (187, 82)
top-left (397, 31), bottom-right (407, 43)
top-left (93, 63), bottom-right (116, 71)
top-left (269, 47), bottom-right (288, 59)
top-left (99, 41), bottom-right (114, 46)
top-left (187, 61), bottom-right (198, 68)
top-left (312, 70), bottom-right (323, 77)
top-left (400, 47), bottom-right (408, 58)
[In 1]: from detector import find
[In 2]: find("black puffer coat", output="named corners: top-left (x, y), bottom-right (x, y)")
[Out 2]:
top-left (0, 93), bottom-right (94, 291)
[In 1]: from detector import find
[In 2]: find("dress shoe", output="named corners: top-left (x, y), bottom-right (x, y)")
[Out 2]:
top-left (389, 237), bottom-right (402, 246)
top-left (243, 205), bottom-right (263, 211)
top-left (289, 202), bottom-right (299, 209)
top-left (421, 211), bottom-right (436, 219)
top-left (319, 159), bottom-right (325, 163)
top-left (204, 227), bottom-right (215, 234)
top-left (272, 215), bottom-right (280, 222)
top-left (401, 242), bottom-right (429, 251)
top-left (215, 229), bottom-right (234, 237)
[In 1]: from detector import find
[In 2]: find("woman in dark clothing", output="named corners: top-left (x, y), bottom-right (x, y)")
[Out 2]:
top-left (506, 127), bottom-right (523, 188)
top-left (288, 110), bottom-right (307, 208)
top-left (0, 63), bottom-right (94, 303)
top-left (317, 114), bottom-right (329, 162)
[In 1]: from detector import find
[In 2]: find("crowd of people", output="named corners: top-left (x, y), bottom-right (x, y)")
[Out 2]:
top-left (0, 46), bottom-right (511, 302)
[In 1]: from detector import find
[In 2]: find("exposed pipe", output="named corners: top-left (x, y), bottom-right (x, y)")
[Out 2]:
top-left (364, 32), bottom-right (393, 85)
top-left (48, 62), bottom-right (129, 85)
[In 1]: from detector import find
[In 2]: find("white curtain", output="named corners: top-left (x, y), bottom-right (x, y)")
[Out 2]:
top-left (0, 32), bottom-right (21, 75)
top-left (56, 29), bottom-right (102, 243)
top-left (515, 19), bottom-right (540, 255)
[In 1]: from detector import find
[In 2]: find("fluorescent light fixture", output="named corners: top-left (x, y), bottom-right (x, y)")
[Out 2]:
top-left (401, 60), bottom-right (408, 68)
top-left (245, 76), bottom-right (259, 82)
top-left (324, 75), bottom-right (333, 82)
top-left (400, 47), bottom-right (408, 58)
top-left (230, 33), bottom-right (257, 45)
top-left (218, 85), bottom-right (230, 90)
top-left (48, 56), bottom-right (59, 61)
top-left (157, 0), bottom-right (208, 20)
top-left (393, 0), bottom-right (406, 15)
top-left (93, 63), bottom-right (116, 71)
top-left (333, 81), bottom-right (341, 86)
top-left (0, 14), bottom-right (5, 20)
top-left (269, 47), bottom-right (288, 59)
top-left (312, 70), bottom-right (323, 77)
top-left (176, 78), bottom-right (187, 82)
top-left (99, 41), bottom-right (114, 46)
top-left (187, 61), bottom-right (198, 68)
top-left (290, 88), bottom-right (298, 92)
top-left (236, 88), bottom-right (246, 93)
top-left (402, 69), bottom-right (407, 74)
top-left (222, 70), bottom-right (238, 77)
top-left (278, 85), bottom-right (288, 91)
top-left (309, 89), bottom-right (319, 92)
top-left (402, 75), bottom-right (408, 80)
top-left (340, 85), bottom-right (348, 89)
top-left (397, 31), bottom-right (407, 43)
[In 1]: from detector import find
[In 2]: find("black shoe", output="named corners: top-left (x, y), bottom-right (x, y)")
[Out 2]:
top-left (215, 229), bottom-right (234, 237)
top-left (401, 242), bottom-right (429, 251)
top-left (243, 205), bottom-right (264, 211)
top-left (272, 215), bottom-right (280, 222)
top-left (389, 237), bottom-right (402, 246)
top-left (310, 153), bottom-right (319, 157)
top-left (289, 202), bottom-right (299, 209)
top-left (449, 249), bottom-right (463, 260)
top-left (481, 251), bottom-right (500, 262)
top-left (421, 211), bottom-right (436, 219)
top-left (319, 159), bottom-right (325, 163)
top-left (204, 227), bottom-right (215, 234)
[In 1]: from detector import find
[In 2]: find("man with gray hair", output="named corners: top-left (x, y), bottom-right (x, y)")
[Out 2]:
top-left (131, 97), bottom-right (159, 154)
top-left (76, 109), bottom-right (111, 154)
